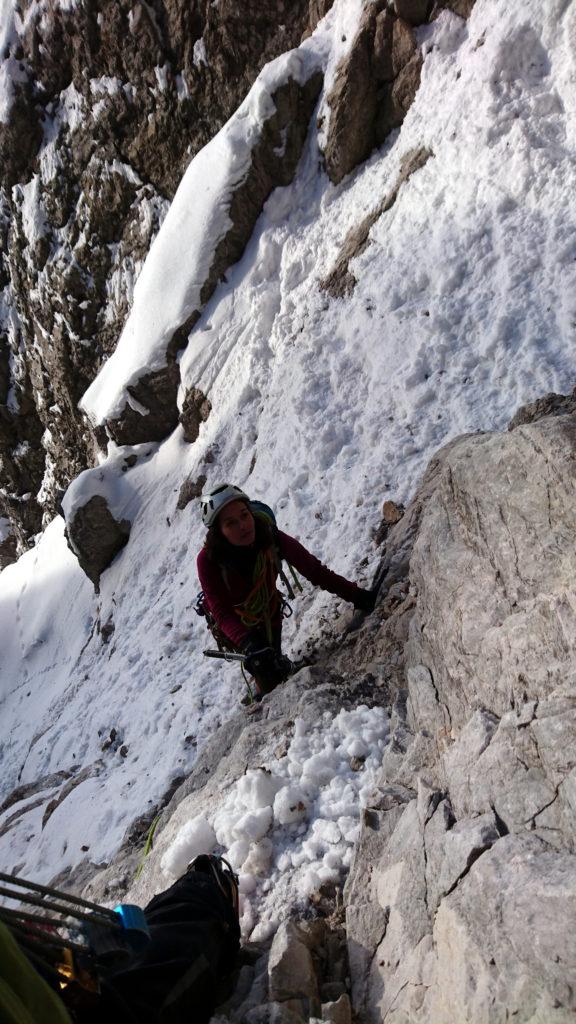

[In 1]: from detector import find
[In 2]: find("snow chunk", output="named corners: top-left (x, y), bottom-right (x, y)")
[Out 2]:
top-left (193, 39), bottom-right (208, 68)
top-left (273, 784), bottom-right (309, 825)
top-left (235, 768), bottom-right (282, 811)
top-left (160, 815), bottom-right (216, 877)
top-left (232, 806), bottom-right (273, 844)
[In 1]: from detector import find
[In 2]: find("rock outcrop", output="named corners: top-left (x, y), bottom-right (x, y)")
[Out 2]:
top-left (320, 147), bottom-right (432, 297)
top-left (179, 388), bottom-right (212, 445)
top-left (508, 385), bottom-right (576, 430)
top-left (100, 68), bottom-right (323, 447)
top-left (344, 408), bottom-right (576, 1022)
top-left (65, 495), bottom-right (131, 590)
top-left (321, 0), bottom-right (474, 185)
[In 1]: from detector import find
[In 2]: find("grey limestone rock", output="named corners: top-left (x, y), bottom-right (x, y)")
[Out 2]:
top-left (243, 1002), bottom-right (307, 1024)
top-left (345, 786), bottom-right (414, 1011)
top-left (407, 416), bottom-right (576, 728)
top-left (321, 993), bottom-right (352, 1024)
top-left (423, 835), bottom-right (576, 1023)
top-left (268, 921), bottom-right (319, 1003)
top-left (431, 809), bottom-right (500, 911)
top-left (344, 410), bottom-right (576, 1022)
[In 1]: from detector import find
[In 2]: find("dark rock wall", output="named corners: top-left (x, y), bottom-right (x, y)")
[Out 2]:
top-left (0, 0), bottom-right (333, 554)
top-left (322, 0), bottom-right (474, 184)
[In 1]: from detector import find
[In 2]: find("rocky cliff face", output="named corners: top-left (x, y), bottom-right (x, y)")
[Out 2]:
top-left (0, 0), bottom-right (333, 551)
top-left (342, 400), bottom-right (576, 1023)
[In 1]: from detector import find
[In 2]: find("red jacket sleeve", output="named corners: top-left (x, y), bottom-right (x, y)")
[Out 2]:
top-left (278, 530), bottom-right (364, 604)
top-left (197, 549), bottom-right (250, 649)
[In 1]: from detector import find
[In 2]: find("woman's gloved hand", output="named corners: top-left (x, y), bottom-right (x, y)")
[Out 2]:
top-left (353, 587), bottom-right (378, 613)
top-left (241, 637), bottom-right (278, 678)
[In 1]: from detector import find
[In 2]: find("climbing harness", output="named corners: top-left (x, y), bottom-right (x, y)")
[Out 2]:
top-left (195, 591), bottom-right (237, 653)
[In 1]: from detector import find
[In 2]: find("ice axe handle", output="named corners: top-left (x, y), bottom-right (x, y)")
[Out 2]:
top-left (203, 649), bottom-right (246, 662)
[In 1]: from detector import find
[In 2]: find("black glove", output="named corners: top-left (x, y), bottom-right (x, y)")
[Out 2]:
top-left (242, 641), bottom-right (278, 678)
top-left (353, 587), bottom-right (377, 613)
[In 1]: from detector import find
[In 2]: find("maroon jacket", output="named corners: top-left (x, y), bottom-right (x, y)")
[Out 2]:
top-left (197, 529), bottom-right (365, 649)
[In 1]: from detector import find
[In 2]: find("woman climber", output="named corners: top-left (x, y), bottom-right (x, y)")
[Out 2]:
top-left (197, 483), bottom-right (377, 699)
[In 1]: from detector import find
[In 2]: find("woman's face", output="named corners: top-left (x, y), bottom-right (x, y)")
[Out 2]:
top-left (218, 500), bottom-right (256, 546)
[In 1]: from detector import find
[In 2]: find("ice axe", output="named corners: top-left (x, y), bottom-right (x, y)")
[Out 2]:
top-left (203, 649), bottom-right (247, 662)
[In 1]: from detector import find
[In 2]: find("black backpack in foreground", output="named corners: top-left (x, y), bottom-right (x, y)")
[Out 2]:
top-left (87, 856), bottom-right (241, 1024)
top-left (0, 857), bottom-right (240, 1024)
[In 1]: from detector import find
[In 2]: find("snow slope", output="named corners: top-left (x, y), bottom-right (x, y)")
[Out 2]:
top-left (1, 0), bottom-right (576, 932)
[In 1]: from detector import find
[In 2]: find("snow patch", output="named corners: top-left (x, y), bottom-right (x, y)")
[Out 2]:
top-left (193, 39), bottom-right (207, 68)
top-left (162, 705), bottom-right (389, 939)
top-left (0, 56), bottom-right (29, 124)
top-left (17, 175), bottom-right (48, 245)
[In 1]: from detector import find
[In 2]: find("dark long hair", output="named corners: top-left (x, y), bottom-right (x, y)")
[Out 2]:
top-left (203, 505), bottom-right (276, 566)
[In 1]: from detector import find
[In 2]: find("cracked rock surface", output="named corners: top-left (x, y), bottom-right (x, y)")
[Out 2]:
top-left (343, 406), bottom-right (576, 1023)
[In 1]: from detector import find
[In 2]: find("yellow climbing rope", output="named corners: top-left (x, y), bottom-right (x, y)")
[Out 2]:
top-left (235, 546), bottom-right (281, 643)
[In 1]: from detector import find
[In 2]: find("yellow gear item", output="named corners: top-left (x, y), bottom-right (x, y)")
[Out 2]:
top-left (0, 920), bottom-right (73, 1024)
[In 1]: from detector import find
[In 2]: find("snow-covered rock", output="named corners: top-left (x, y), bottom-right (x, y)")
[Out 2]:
top-left (61, 444), bottom-right (148, 586)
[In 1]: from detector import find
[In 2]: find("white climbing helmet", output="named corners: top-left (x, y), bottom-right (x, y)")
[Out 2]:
top-left (200, 483), bottom-right (250, 528)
